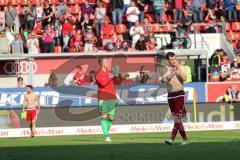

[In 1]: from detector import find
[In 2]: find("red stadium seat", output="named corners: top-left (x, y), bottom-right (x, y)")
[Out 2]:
top-left (68, 0), bottom-right (77, 4)
top-left (116, 24), bottom-right (126, 34)
top-left (89, 0), bottom-right (96, 4)
top-left (0, 0), bottom-right (5, 6)
top-left (9, 0), bottom-right (19, 6)
top-left (78, 0), bottom-right (85, 4)
top-left (54, 46), bottom-right (62, 53)
top-left (190, 24), bottom-right (195, 32)
top-left (20, 0), bottom-right (28, 5)
top-left (102, 0), bottom-right (110, 3)
top-left (226, 22), bottom-right (231, 32)
top-left (163, 25), bottom-right (173, 32)
top-left (232, 22), bottom-right (240, 31)
top-left (144, 5), bottom-right (149, 13)
top-left (16, 5), bottom-right (23, 14)
top-left (71, 5), bottom-right (80, 14)
top-left (197, 22), bottom-right (207, 32)
top-left (235, 33), bottom-right (240, 40)
top-left (227, 32), bottom-right (236, 41)
top-left (163, 14), bottom-right (168, 22)
top-left (152, 23), bottom-right (162, 33)
top-left (146, 14), bottom-right (155, 23)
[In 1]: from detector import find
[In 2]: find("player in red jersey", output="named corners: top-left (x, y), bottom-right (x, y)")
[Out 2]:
top-left (23, 85), bottom-right (40, 138)
top-left (160, 52), bottom-right (189, 145)
top-left (95, 58), bottom-right (122, 142)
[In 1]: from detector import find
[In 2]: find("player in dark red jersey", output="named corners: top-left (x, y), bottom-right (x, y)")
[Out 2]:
top-left (161, 52), bottom-right (189, 145)
top-left (95, 57), bottom-right (122, 142)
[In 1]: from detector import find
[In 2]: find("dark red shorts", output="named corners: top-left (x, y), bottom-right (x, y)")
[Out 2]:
top-left (168, 90), bottom-right (186, 117)
top-left (26, 108), bottom-right (37, 122)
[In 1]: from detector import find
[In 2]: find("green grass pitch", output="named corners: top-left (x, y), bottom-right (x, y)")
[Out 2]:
top-left (0, 130), bottom-right (239, 160)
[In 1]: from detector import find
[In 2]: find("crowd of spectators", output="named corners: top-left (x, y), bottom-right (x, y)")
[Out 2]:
top-left (210, 49), bottom-right (240, 81)
top-left (68, 65), bottom-right (151, 86)
top-left (0, 0), bottom-right (237, 54)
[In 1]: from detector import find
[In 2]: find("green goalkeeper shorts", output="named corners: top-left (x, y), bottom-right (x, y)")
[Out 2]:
top-left (98, 99), bottom-right (116, 115)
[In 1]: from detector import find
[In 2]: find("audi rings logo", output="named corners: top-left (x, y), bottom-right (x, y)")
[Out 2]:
top-left (4, 61), bottom-right (38, 74)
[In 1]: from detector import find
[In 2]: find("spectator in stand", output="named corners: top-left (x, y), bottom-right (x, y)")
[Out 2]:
top-left (36, 2), bottom-right (44, 20)
top-left (215, 0), bottom-right (225, 19)
top-left (179, 9), bottom-right (192, 33)
top-left (147, 36), bottom-right (157, 50)
top-left (81, 13), bottom-right (93, 32)
top-left (122, 73), bottom-right (134, 85)
top-left (173, 0), bottom-right (184, 24)
top-left (185, 0), bottom-right (194, 16)
top-left (205, 9), bottom-right (217, 33)
top-left (226, 0), bottom-right (238, 22)
top-left (110, 0), bottom-right (124, 26)
top-left (235, 40), bottom-right (240, 51)
top-left (61, 9), bottom-right (76, 24)
top-left (85, 70), bottom-right (96, 85)
top-left (0, 32), bottom-right (10, 54)
top-left (43, 24), bottom-right (54, 53)
top-left (73, 65), bottom-right (86, 86)
top-left (137, 0), bottom-right (147, 22)
top-left (219, 52), bottom-right (231, 80)
top-left (0, 6), bottom-right (5, 32)
top-left (27, 32), bottom-right (39, 54)
top-left (231, 54), bottom-right (240, 68)
top-left (210, 49), bottom-right (222, 66)
top-left (12, 34), bottom-right (24, 54)
top-left (229, 85), bottom-right (239, 102)
top-left (63, 33), bottom-right (70, 52)
top-left (53, 19), bottom-right (62, 46)
top-left (165, 0), bottom-right (174, 22)
top-left (5, 2), bottom-right (18, 33)
top-left (17, 77), bottom-right (24, 88)
top-left (135, 35), bottom-right (146, 50)
top-left (123, 0), bottom-right (131, 13)
top-left (143, 17), bottom-right (152, 42)
top-left (136, 66), bottom-right (150, 83)
top-left (69, 29), bottom-right (83, 52)
top-left (192, 0), bottom-right (205, 22)
top-left (217, 16), bottom-right (226, 34)
top-left (100, 18), bottom-right (115, 49)
top-left (126, 0), bottom-right (140, 29)
top-left (43, 0), bottom-right (54, 28)
top-left (115, 33), bottom-right (124, 50)
top-left (206, 0), bottom-right (215, 10)
top-left (47, 69), bottom-right (57, 86)
top-left (95, 0), bottom-right (106, 37)
top-left (153, 0), bottom-right (164, 25)
top-left (81, 0), bottom-right (94, 17)
top-left (129, 20), bottom-right (144, 44)
top-left (5, 27), bottom-right (15, 44)
top-left (56, 0), bottom-right (67, 20)
top-left (84, 26), bottom-right (96, 52)
top-left (22, 0), bottom-right (36, 31)
top-left (62, 18), bottom-right (74, 36)
top-left (34, 20), bottom-right (44, 51)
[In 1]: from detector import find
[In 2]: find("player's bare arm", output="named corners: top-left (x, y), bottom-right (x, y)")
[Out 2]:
top-left (23, 95), bottom-right (27, 112)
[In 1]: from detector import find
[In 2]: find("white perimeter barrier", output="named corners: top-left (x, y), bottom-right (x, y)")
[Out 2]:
top-left (1, 121), bottom-right (240, 138)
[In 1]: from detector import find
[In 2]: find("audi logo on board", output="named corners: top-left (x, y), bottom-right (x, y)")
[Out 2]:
top-left (3, 61), bottom-right (38, 74)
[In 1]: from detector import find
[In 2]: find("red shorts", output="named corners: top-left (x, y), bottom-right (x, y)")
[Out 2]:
top-left (168, 90), bottom-right (186, 117)
top-left (26, 108), bottom-right (37, 122)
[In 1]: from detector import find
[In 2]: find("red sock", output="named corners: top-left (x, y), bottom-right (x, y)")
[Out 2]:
top-left (171, 122), bottom-right (180, 140)
top-left (179, 122), bottom-right (187, 140)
